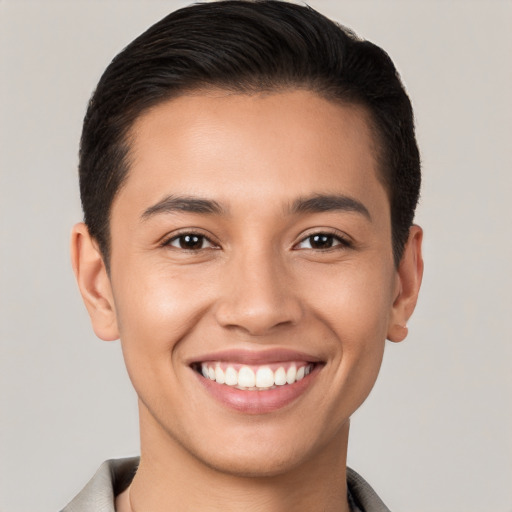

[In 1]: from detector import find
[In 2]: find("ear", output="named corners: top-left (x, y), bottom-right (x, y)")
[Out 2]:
top-left (70, 223), bottom-right (119, 341)
top-left (387, 225), bottom-right (424, 343)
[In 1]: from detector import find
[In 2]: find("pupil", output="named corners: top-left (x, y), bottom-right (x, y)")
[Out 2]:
top-left (180, 235), bottom-right (202, 249)
top-left (311, 234), bottom-right (333, 249)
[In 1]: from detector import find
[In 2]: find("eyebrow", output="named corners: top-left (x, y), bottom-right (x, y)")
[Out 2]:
top-left (290, 194), bottom-right (371, 220)
top-left (141, 193), bottom-right (371, 221)
top-left (141, 195), bottom-right (226, 220)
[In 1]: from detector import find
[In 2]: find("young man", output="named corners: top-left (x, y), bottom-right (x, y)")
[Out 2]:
top-left (65, 1), bottom-right (423, 511)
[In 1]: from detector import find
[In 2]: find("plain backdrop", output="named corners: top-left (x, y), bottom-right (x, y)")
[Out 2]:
top-left (1, 1), bottom-right (511, 511)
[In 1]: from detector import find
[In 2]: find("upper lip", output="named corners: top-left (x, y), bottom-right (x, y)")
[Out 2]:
top-left (188, 348), bottom-right (324, 365)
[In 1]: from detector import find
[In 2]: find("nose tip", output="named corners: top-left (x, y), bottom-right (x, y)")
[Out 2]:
top-left (217, 300), bottom-right (296, 336)
top-left (214, 260), bottom-right (302, 337)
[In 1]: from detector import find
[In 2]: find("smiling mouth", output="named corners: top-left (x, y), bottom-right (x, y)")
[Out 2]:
top-left (192, 361), bottom-right (316, 391)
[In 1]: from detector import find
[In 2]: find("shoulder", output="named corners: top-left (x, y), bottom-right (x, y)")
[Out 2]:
top-left (60, 457), bottom-right (139, 512)
top-left (347, 467), bottom-right (391, 512)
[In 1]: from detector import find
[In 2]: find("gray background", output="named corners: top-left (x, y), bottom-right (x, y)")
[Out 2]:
top-left (1, 1), bottom-right (511, 511)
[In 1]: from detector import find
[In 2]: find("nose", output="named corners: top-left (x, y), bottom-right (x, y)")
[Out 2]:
top-left (214, 248), bottom-right (303, 337)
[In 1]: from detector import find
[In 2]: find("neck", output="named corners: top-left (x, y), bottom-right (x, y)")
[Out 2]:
top-left (124, 401), bottom-right (351, 512)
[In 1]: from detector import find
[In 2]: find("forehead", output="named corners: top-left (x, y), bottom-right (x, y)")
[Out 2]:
top-left (117, 89), bottom-right (388, 217)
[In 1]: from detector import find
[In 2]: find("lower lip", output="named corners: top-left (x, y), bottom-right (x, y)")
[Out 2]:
top-left (194, 365), bottom-right (321, 414)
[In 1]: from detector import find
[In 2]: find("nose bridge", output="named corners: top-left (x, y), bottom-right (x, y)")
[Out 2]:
top-left (215, 244), bottom-right (302, 335)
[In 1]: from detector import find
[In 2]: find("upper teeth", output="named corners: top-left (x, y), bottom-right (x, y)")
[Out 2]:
top-left (200, 363), bottom-right (313, 390)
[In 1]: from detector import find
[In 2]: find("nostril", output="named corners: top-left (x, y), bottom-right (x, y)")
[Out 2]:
top-left (214, 301), bottom-right (303, 337)
top-left (213, 267), bottom-right (303, 335)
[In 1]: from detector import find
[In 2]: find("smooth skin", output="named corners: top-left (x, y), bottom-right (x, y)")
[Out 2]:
top-left (71, 89), bottom-right (423, 512)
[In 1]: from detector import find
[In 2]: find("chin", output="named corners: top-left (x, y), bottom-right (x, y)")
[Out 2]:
top-left (194, 444), bottom-right (310, 479)
top-left (182, 417), bottom-right (341, 480)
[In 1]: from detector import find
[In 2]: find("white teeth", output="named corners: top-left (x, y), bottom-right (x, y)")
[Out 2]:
top-left (224, 366), bottom-right (238, 386)
top-left (256, 367), bottom-right (274, 388)
top-left (274, 367), bottom-right (287, 386)
top-left (215, 366), bottom-right (225, 384)
top-left (199, 362), bottom-right (314, 389)
top-left (286, 365), bottom-right (297, 384)
top-left (238, 366), bottom-right (256, 388)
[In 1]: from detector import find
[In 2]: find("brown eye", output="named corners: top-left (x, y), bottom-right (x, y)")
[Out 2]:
top-left (296, 232), bottom-right (350, 250)
top-left (308, 234), bottom-right (335, 249)
top-left (167, 233), bottom-right (214, 250)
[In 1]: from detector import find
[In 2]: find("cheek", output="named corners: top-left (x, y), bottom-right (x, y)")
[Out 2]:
top-left (302, 259), bottom-right (395, 336)
top-left (300, 260), bottom-right (394, 389)
top-left (111, 262), bottom-right (214, 378)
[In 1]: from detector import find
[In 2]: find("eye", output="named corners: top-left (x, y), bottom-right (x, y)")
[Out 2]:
top-left (295, 232), bottom-right (351, 250)
top-left (165, 233), bottom-right (217, 251)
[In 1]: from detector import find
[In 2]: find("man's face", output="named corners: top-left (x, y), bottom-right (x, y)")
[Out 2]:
top-left (99, 90), bottom-right (409, 475)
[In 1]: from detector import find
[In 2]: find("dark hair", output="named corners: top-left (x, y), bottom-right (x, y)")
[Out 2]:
top-left (79, 0), bottom-right (420, 268)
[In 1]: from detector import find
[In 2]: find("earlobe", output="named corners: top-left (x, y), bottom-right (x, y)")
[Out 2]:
top-left (70, 223), bottom-right (119, 341)
top-left (387, 225), bottom-right (424, 343)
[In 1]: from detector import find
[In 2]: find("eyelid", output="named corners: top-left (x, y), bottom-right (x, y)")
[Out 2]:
top-left (160, 228), bottom-right (220, 250)
top-left (293, 228), bottom-right (353, 250)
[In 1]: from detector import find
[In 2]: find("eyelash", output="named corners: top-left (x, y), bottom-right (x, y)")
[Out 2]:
top-left (161, 231), bottom-right (218, 251)
top-left (293, 231), bottom-right (353, 251)
top-left (161, 229), bottom-right (352, 252)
